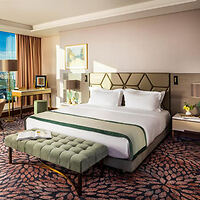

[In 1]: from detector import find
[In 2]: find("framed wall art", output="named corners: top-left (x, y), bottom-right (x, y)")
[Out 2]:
top-left (35, 75), bottom-right (47, 88)
top-left (65, 44), bottom-right (88, 70)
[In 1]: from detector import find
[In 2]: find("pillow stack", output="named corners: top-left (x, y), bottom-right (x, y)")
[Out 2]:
top-left (88, 87), bottom-right (165, 111)
top-left (88, 87), bottom-right (123, 107)
top-left (123, 89), bottom-right (165, 111)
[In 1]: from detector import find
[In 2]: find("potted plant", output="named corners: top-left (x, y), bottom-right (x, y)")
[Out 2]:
top-left (183, 102), bottom-right (195, 116)
top-left (195, 101), bottom-right (200, 116)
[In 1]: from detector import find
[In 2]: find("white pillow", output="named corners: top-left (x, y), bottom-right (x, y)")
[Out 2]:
top-left (124, 89), bottom-right (162, 111)
top-left (88, 87), bottom-right (123, 106)
top-left (125, 89), bottom-right (165, 110)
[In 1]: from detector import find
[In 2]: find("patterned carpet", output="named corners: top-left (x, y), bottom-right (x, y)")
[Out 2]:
top-left (0, 117), bottom-right (200, 200)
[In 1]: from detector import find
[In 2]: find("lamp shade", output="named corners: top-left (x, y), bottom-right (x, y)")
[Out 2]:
top-left (191, 83), bottom-right (200, 98)
top-left (67, 80), bottom-right (80, 90)
top-left (0, 60), bottom-right (18, 72)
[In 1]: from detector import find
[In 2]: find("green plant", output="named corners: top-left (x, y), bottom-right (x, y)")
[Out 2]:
top-left (183, 102), bottom-right (195, 111)
top-left (196, 101), bottom-right (200, 109)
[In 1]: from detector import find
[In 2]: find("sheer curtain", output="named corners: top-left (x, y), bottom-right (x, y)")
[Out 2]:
top-left (16, 34), bottom-right (41, 105)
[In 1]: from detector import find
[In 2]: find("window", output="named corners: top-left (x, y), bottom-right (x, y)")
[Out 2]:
top-left (0, 31), bottom-right (16, 101)
top-left (0, 31), bottom-right (16, 59)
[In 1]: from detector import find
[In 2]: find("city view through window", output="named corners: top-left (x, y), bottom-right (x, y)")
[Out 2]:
top-left (0, 31), bottom-right (16, 102)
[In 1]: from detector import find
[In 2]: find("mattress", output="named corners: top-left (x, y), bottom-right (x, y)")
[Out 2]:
top-left (26, 104), bottom-right (170, 159)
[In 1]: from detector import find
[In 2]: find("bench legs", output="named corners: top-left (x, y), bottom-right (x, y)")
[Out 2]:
top-left (100, 159), bottom-right (104, 177)
top-left (77, 174), bottom-right (82, 196)
top-left (75, 159), bottom-right (105, 195)
top-left (7, 148), bottom-right (105, 196)
top-left (8, 147), bottom-right (12, 164)
top-left (40, 159), bottom-right (83, 196)
top-left (76, 159), bottom-right (105, 195)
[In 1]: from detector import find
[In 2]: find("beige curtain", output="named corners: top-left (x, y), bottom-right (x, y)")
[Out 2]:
top-left (16, 34), bottom-right (41, 105)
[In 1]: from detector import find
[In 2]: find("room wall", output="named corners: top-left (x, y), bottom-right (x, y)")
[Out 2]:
top-left (171, 73), bottom-right (200, 116)
top-left (42, 9), bottom-right (200, 112)
top-left (41, 35), bottom-right (60, 107)
top-left (60, 9), bottom-right (200, 73)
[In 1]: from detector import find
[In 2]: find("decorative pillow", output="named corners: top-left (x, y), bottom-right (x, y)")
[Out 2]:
top-left (88, 87), bottom-right (123, 106)
top-left (124, 89), bottom-right (163, 111)
top-left (125, 89), bottom-right (165, 110)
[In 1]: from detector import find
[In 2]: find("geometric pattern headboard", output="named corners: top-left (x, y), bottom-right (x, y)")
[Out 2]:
top-left (89, 73), bottom-right (171, 111)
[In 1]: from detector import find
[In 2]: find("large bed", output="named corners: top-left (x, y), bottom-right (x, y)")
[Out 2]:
top-left (26, 73), bottom-right (171, 172)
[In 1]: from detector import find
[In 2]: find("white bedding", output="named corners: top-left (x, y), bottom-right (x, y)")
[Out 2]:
top-left (26, 104), bottom-right (170, 159)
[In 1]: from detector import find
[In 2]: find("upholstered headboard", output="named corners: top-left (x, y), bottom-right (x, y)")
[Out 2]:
top-left (89, 73), bottom-right (171, 112)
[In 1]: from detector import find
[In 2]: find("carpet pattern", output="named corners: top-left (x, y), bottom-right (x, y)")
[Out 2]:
top-left (0, 117), bottom-right (200, 200)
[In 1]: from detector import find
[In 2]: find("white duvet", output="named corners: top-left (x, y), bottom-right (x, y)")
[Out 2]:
top-left (26, 104), bottom-right (170, 159)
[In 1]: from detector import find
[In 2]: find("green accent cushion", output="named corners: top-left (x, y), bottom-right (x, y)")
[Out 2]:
top-left (5, 132), bottom-right (108, 173)
top-left (34, 100), bottom-right (48, 114)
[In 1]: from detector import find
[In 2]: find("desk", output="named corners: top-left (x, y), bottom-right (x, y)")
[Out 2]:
top-left (12, 88), bottom-right (51, 118)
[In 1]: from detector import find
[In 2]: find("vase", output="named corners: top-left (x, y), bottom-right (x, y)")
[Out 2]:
top-left (185, 110), bottom-right (191, 116)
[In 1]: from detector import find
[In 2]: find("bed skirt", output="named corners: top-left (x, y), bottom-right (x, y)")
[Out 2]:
top-left (104, 126), bottom-right (170, 172)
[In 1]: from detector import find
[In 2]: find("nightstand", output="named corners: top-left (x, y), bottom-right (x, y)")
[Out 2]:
top-left (172, 113), bottom-right (200, 140)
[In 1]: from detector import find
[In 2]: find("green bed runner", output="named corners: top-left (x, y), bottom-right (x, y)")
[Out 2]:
top-left (29, 111), bottom-right (147, 160)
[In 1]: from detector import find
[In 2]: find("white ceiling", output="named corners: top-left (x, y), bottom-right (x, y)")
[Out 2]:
top-left (0, 0), bottom-right (200, 37)
top-left (0, 0), bottom-right (143, 25)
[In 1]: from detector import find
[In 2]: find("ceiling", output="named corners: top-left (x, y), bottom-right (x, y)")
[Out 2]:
top-left (0, 0), bottom-right (200, 37)
top-left (0, 0), bottom-right (143, 25)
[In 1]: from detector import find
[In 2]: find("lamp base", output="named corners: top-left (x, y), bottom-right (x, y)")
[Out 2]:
top-left (68, 99), bottom-right (72, 104)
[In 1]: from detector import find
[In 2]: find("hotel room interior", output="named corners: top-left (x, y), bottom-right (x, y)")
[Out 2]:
top-left (0, 0), bottom-right (200, 199)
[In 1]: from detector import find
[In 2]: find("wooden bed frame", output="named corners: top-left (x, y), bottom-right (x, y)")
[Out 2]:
top-left (89, 72), bottom-right (171, 172)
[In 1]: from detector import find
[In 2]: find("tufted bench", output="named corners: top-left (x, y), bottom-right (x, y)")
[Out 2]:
top-left (5, 131), bottom-right (108, 195)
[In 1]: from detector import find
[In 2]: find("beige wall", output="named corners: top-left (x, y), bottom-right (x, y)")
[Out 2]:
top-left (60, 9), bottom-right (200, 73)
top-left (41, 35), bottom-right (60, 107)
top-left (171, 74), bottom-right (200, 115)
top-left (42, 9), bottom-right (200, 111)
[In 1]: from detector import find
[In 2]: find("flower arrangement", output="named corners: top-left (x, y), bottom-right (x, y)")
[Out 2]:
top-left (67, 90), bottom-right (79, 104)
top-left (183, 102), bottom-right (195, 115)
top-left (71, 96), bottom-right (78, 104)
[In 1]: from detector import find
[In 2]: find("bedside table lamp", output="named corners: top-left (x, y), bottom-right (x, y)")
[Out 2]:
top-left (0, 60), bottom-right (18, 122)
top-left (67, 80), bottom-right (80, 104)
